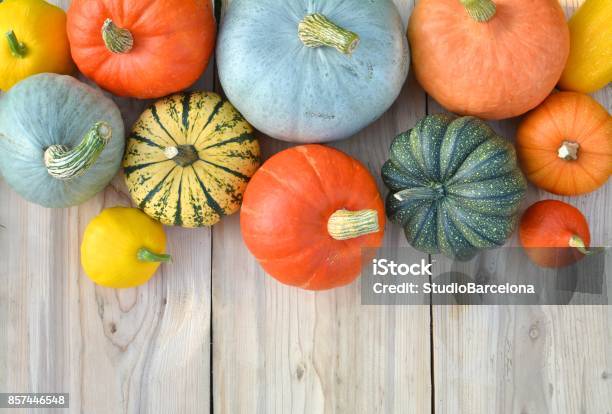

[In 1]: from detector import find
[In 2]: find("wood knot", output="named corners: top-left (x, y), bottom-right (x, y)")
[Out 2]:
top-left (529, 324), bottom-right (539, 340)
top-left (295, 364), bottom-right (305, 380)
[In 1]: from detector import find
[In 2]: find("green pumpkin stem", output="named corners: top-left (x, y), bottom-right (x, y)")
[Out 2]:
top-left (6, 30), bottom-right (27, 58)
top-left (44, 122), bottom-right (112, 181)
top-left (102, 19), bottom-right (134, 54)
top-left (298, 13), bottom-right (360, 55)
top-left (394, 185), bottom-right (445, 202)
top-left (327, 209), bottom-right (379, 241)
top-left (137, 247), bottom-right (172, 263)
top-left (164, 145), bottom-right (199, 167)
top-left (460, 0), bottom-right (496, 22)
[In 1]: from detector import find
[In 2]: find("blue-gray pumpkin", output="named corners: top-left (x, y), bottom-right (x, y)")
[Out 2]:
top-left (0, 74), bottom-right (124, 208)
top-left (382, 114), bottom-right (527, 260)
top-left (217, 0), bottom-right (409, 143)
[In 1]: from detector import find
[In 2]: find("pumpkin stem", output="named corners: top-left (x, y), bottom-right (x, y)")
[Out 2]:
top-left (164, 145), bottom-right (199, 167)
top-left (6, 30), bottom-right (27, 58)
top-left (460, 0), bottom-right (496, 22)
top-left (558, 141), bottom-right (580, 161)
top-left (327, 209), bottom-right (379, 241)
top-left (568, 235), bottom-right (605, 256)
top-left (394, 185), bottom-right (445, 202)
top-left (298, 13), bottom-right (360, 55)
top-left (102, 18), bottom-right (134, 54)
top-left (137, 247), bottom-right (172, 263)
top-left (44, 122), bottom-right (112, 181)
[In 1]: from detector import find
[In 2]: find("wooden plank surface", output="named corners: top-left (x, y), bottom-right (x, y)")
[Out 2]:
top-left (0, 1), bottom-right (213, 413)
top-left (211, 1), bottom-right (432, 413)
top-left (0, 0), bottom-right (610, 413)
top-left (431, 1), bottom-right (612, 412)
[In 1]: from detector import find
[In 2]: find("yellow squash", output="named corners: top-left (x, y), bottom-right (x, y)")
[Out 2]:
top-left (81, 207), bottom-right (170, 289)
top-left (559, 0), bottom-right (612, 93)
top-left (124, 92), bottom-right (261, 228)
top-left (0, 0), bottom-right (74, 91)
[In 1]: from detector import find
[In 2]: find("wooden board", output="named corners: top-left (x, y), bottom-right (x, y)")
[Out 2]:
top-left (211, 1), bottom-right (432, 413)
top-left (0, 1), bottom-right (213, 412)
top-left (431, 1), bottom-right (612, 413)
top-left (0, 0), bottom-right (610, 413)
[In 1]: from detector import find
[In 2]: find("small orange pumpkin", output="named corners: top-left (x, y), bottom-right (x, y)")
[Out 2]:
top-left (516, 92), bottom-right (612, 196)
top-left (519, 200), bottom-right (591, 268)
top-left (408, 0), bottom-right (569, 119)
top-left (240, 145), bottom-right (385, 290)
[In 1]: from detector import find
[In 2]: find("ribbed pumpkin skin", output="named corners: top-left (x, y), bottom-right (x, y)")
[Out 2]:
top-left (516, 92), bottom-right (612, 196)
top-left (408, 0), bottom-right (569, 120)
top-left (0, 74), bottom-right (124, 208)
top-left (241, 145), bottom-right (385, 290)
top-left (67, 0), bottom-right (216, 99)
top-left (124, 92), bottom-right (260, 228)
top-left (382, 115), bottom-right (527, 260)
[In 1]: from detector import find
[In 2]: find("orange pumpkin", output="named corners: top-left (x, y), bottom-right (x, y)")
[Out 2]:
top-left (67, 0), bottom-right (216, 99)
top-left (241, 145), bottom-right (385, 290)
top-left (519, 200), bottom-right (591, 268)
top-left (408, 0), bottom-right (569, 120)
top-left (516, 92), bottom-right (612, 196)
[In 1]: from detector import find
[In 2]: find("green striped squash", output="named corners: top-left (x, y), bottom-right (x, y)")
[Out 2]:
top-left (123, 92), bottom-right (261, 228)
top-left (382, 114), bottom-right (527, 260)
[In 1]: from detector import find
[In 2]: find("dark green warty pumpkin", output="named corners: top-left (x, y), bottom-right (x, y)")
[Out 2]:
top-left (382, 114), bottom-right (527, 260)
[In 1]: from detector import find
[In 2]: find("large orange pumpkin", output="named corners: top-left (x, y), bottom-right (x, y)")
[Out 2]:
top-left (519, 200), bottom-right (591, 268)
top-left (516, 92), bottom-right (612, 196)
top-left (67, 0), bottom-right (216, 99)
top-left (408, 0), bottom-right (569, 120)
top-left (241, 145), bottom-right (385, 290)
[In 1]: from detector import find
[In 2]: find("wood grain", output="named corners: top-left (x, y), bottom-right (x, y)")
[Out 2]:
top-left (0, 1), bottom-right (213, 413)
top-left (1, 0), bottom-right (610, 413)
top-left (431, 1), bottom-right (612, 413)
top-left (211, 1), bottom-right (432, 413)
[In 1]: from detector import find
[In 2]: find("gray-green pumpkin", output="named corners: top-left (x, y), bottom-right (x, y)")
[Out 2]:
top-left (0, 74), bottom-right (124, 208)
top-left (382, 114), bottom-right (527, 260)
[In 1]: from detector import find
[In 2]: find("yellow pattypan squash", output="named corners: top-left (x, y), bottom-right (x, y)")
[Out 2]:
top-left (559, 0), bottom-right (612, 93)
top-left (81, 207), bottom-right (171, 289)
top-left (0, 0), bottom-right (74, 91)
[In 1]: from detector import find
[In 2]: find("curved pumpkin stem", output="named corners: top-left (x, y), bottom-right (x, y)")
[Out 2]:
top-left (568, 235), bottom-right (605, 256)
top-left (6, 30), bottom-right (27, 58)
top-left (394, 185), bottom-right (445, 202)
top-left (298, 13), bottom-right (360, 55)
top-left (460, 0), bottom-right (496, 22)
top-left (44, 122), bottom-right (112, 181)
top-left (102, 19), bottom-right (134, 54)
top-left (137, 247), bottom-right (172, 263)
top-left (327, 209), bottom-right (379, 241)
